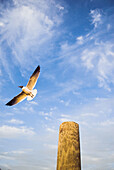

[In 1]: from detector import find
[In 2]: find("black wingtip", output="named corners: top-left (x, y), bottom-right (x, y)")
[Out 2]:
top-left (37, 65), bottom-right (40, 71)
top-left (31, 65), bottom-right (40, 77)
top-left (5, 100), bottom-right (14, 106)
top-left (35, 65), bottom-right (40, 72)
top-left (5, 103), bottom-right (12, 106)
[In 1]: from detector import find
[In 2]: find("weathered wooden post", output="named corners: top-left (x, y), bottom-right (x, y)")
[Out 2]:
top-left (57, 121), bottom-right (81, 170)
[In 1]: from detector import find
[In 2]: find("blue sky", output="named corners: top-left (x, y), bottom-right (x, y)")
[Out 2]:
top-left (0, 0), bottom-right (114, 169)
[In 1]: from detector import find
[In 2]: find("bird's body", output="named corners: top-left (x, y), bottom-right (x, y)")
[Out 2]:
top-left (6, 65), bottom-right (40, 106)
top-left (22, 86), bottom-right (37, 99)
top-left (22, 86), bottom-right (32, 95)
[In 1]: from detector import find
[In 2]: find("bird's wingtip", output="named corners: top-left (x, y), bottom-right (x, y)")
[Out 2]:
top-left (38, 65), bottom-right (40, 70)
top-left (5, 102), bottom-right (13, 106)
top-left (5, 103), bottom-right (10, 106)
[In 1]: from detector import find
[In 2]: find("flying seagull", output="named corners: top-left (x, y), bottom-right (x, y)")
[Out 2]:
top-left (6, 65), bottom-right (40, 106)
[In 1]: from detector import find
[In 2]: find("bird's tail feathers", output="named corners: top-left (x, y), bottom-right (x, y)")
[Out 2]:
top-left (27, 89), bottom-right (37, 101)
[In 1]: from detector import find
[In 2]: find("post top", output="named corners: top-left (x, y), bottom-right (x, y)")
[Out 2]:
top-left (60, 121), bottom-right (79, 130)
top-left (60, 121), bottom-right (79, 126)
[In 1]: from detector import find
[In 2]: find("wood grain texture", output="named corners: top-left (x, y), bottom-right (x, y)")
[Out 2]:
top-left (57, 122), bottom-right (81, 170)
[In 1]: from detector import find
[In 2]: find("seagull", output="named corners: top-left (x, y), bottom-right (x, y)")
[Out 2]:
top-left (6, 65), bottom-right (40, 106)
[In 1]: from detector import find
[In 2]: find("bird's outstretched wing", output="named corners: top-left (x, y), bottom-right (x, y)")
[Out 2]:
top-left (6, 91), bottom-right (27, 106)
top-left (26, 65), bottom-right (40, 90)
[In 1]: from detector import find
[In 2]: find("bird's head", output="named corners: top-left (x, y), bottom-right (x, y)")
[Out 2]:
top-left (18, 86), bottom-right (23, 89)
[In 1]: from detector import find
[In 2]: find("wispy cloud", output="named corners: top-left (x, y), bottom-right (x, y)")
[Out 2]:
top-left (1, 148), bottom-right (32, 157)
top-left (0, 22), bottom-right (4, 27)
top-left (100, 120), bottom-right (114, 126)
top-left (46, 127), bottom-right (57, 133)
top-left (44, 143), bottom-right (57, 149)
top-left (0, 125), bottom-right (35, 138)
top-left (0, 47), bottom-right (14, 83)
top-left (29, 101), bottom-right (38, 105)
top-left (0, 2), bottom-right (114, 170)
top-left (7, 118), bottom-right (24, 124)
top-left (81, 41), bottom-right (114, 91)
top-left (59, 8), bottom-right (114, 91)
top-left (0, 0), bottom-right (65, 80)
top-left (58, 118), bottom-right (71, 123)
top-left (90, 9), bottom-right (103, 28)
top-left (58, 114), bottom-right (71, 123)
top-left (59, 99), bottom-right (70, 106)
top-left (76, 36), bottom-right (84, 44)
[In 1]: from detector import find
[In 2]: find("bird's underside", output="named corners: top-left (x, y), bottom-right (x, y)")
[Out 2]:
top-left (6, 65), bottom-right (40, 106)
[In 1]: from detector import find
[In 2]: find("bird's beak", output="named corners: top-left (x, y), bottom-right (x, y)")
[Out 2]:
top-left (18, 86), bottom-right (23, 88)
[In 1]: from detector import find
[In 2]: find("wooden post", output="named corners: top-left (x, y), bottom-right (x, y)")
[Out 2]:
top-left (57, 121), bottom-right (81, 170)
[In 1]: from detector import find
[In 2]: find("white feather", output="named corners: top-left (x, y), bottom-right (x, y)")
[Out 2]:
top-left (27, 89), bottom-right (37, 101)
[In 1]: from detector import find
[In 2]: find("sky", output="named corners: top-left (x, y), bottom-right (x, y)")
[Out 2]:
top-left (0, 0), bottom-right (114, 169)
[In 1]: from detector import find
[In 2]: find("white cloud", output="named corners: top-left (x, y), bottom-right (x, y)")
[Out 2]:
top-left (81, 97), bottom-right (114, 118)
top-left (0, 154), bottom-right (15, 161)
top-left (56, 4), bottom-right (64, 11)
top-left (0, 47), bottom-right (14, 83)
top-left (59, 99), bottom-right (70, 106)
top-left (1, 148), bottom-right (32, 156)
top-left (29, 101), bottom-right (38, 105)
top-left (45, 117), bottom-right (51, 121)
top-left (44, 143), bottom-right (57, 149)
top-left (39, 111), bottom-right (53, 121)
top-left (58, 118), bottom-right (71, 123)
top-left (0, 0), bottom-right (64, 80)
top-left (0, 5), bottom-right (54, 59)
top-left (81, 49), bottom-right (95, 69)
top-left (46, 128), bottom-right (57, 133)
top-left (90, 9), bottom-right (102, 28)
top-left (60, 99), bottom-right (64, 103)
top-left (7, 118), bottom-right (24, 124)
top-left (59, 9), bottom-right (114, 91)
top-left (0, 22), bottom-right (4, 27)
top-left (10, 150), bottom-right (26, 154)
top-left (81, 41), bottom-right (114, 90)
top-left (77, 120), bottom-right (88, 126)
top-left (55, 79), bottom-right (82, 97)
top-left (0, 148), bottom-right (34, 170)
top-left (0, 125), bottom-right (35, 138)
top-left (40, 111), bottom-right (52, 117)
top-left (76, 36), bottom-right (84, 44)
top-left (107, 24), bottom-right (111, 31)
top-left (100, 120), bottom-right (114, 126)
top-left (50, 107), bottom-right (57, 111)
